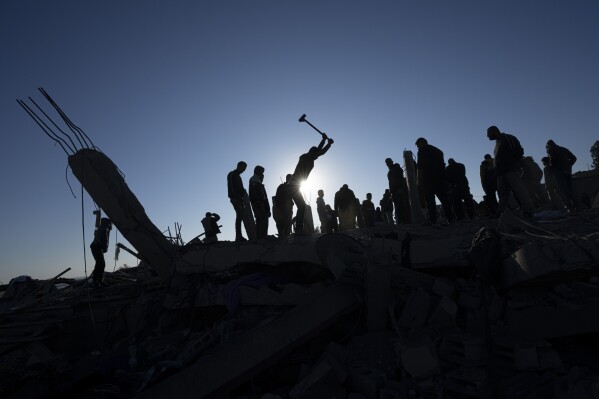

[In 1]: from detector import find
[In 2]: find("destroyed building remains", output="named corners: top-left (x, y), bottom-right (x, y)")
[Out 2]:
top-left (4, 91), bottom-right (599, 399)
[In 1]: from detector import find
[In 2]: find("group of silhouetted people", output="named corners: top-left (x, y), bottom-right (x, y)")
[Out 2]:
top-left (214, 124), bottom-right (580, 242)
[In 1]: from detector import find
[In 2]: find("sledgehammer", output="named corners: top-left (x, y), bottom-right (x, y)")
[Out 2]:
top-left (299, 114), bottom-right (330, 139)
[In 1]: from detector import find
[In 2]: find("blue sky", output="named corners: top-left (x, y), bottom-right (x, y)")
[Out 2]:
top-left (1, 1), bottom-right (598, 283)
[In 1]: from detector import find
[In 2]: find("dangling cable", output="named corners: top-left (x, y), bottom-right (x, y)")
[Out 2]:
top-left (28, 96), bottom-right (80, 151)
top-left (16, 100), bottom-right (71, 155)
top-left (65, 164), bottom-right (76, 198)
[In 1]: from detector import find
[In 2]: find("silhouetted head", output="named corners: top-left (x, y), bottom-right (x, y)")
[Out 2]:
top-left (484, 154), bottom-right (492, 160)
top-left (254, 165), bottom-right (265, 175)
top-left (286, 174), bottom-right (292, 183)
top-left (308, 146), bottom-right (318, 154)
top-left (546, 140), bottom-right (556, 150)
top-left (385, 158), bottom-right (393, 167)
top-left (541, 156), bottom-right (551, 165)
top-left (100, 218), bottom-right (112, 229)
top-left (366, 193), bottom-right (372, 200)
top-left (236, 161), bottom-right (247, 173)
top-left (385, 188), bottom-right (390, 194)
top-left (205, 212), bottom-right (212, 218)
top-left (415, 137), bottom-right (428, 148)
top-left (342, 184), bottom-right (348, 189)
top-left (486, 126), bottom-right (501, 140)
top-left (448, 158), bottom-right (455, 165)
top-left (318, 189), bottom-right (324, 197)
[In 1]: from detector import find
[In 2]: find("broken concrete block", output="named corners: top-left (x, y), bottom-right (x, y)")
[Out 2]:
top-left (397, 289), bottom-right (432, 329)
top-left (397, 336), bottom-right (440, 378)
top-left (492, 335), bottom-right (560, 371)
top-left (346, 331), bottom-right (397, 378)
top-left (427, 296), bottom-right (457, 326)
top-left (439, 333), bottom-right (487, 367)
top-left (457, 291), bottom-right (481, 310)
top-left (366, 265), bottom-right (391, 331)
top-left (346, 361), bottom-right (387, 399)
top-left (444, 368), bottom-right (487, 398)
top-left (432, 278), bottom-right (456, 298)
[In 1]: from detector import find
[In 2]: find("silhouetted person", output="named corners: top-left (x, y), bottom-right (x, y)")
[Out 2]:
top-left (227, 161), bottom-right (248, 241)
top-left (385, 158), bottom-right (411, 224)
top-left (480, 154), bottom-right (498, 215)
top-left (415, 138), bottom-right (453, 224)
top-left (520, 156), bottom-right (547, 208)
top-left (201, 212), bottom-right (221, 243)
top-left (541, 156), bottom-right (564, 210)
top-left (361, 193), bottom-right (376, 227)
top-left (446, 158), bottom-right (474, 220)
top-left (334, 184), bottom-right (357, 231)
top-left (274, 174), bottom-right (293, 238)
top-left (316, 189), bottom-right (329, 233)
top-left (90, 212), bottom-right (112, 287)
top-left (355, 198), bottom-right (364, 228)
top-left (290, 135), bottom-right (333, 233)
top-left (380, 189), bottom-right (393, 224)
top-left (486, 126), bottom-right (533, 217)
top-left (375, 207), bottom-right (383, 223)
top-left (325, 205), bottom-right (339, 233)
top-left (546, 139), bottom-right (577, 210)
top-left (249, 165), bottom-right (271, 239)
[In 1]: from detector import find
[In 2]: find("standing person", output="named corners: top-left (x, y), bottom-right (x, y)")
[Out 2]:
top-left (227, 161), bottom-right (248, 242)
top-left (201, 212), bottom-right (221, 243)
top-left (375, 207), bottom-right (383, 224)
top-left (325, 205), bottom-right (339, 233)
top-left (249, 165), bottom-right (271, 239)
top-left (290, 135), bottom-right (334, 234)
top-left (541, 157), bottom-right (564, 210)
top-left (361, 193), bottom-right (376, 227)
top-left (384, 158), bottom-right (411, 224)
top-left (273, 174), bottom-right (293, 238)
top-left (334, 184), bottom-right (357, 231)
top-left (520, 156), bottom-right (547, 208)
top-left (415, 138), bottom-right (454, 224)
top-left (316, 189), bottom-right (329, 233)
top-left (480, 154), bottom-right (498, 215)
top-left (380, 189), bottom-right (394, 224)
top-left (486, 126), bottom-right (534, 217)
top-left (90, 211), bottom-right (112, 287)
top-left (546, 139), bottom-right (577, 211)
top-left (446, 158), bottom-right (475, 220)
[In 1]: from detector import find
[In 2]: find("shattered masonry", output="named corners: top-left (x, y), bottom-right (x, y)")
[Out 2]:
top-left (2, 149), bottom-right (599, 399)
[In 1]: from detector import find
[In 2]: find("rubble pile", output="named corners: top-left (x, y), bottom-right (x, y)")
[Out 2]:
top-left (2, 209), bottom-right (599, 398)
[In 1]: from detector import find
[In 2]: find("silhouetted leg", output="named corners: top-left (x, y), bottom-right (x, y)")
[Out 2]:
top-left (230, 198), bottom-right (245, 239)
top-left (91, 244), bottom-right (105, 283)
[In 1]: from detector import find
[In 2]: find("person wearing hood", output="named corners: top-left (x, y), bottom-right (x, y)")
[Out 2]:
top-left (90, 212), bottom-right (112, 287)
top-left (290, 135), bottom-right (334, 234)
top-left (249, 165), bottom-right (271, 239)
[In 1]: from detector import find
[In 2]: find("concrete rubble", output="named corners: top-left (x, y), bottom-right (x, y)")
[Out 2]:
top-left (2, 149), bottom-right (599, 398)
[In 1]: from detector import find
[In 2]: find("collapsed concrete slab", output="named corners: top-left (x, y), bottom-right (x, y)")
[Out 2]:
top-left (137, 283), bottom-right (361, 399)
top-left (69, 149), bottom-right (175, 280)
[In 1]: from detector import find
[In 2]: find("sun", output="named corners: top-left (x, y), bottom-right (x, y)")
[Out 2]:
top-left (300, 177), bottom-right (320, 202)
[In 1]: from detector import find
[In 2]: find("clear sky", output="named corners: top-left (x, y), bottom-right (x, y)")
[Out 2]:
top-left (1, 1), bottom-right (598, 283)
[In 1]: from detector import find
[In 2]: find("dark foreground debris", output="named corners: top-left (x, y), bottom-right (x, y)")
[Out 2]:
top-left (2, 209), bottom-right (599, 399)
